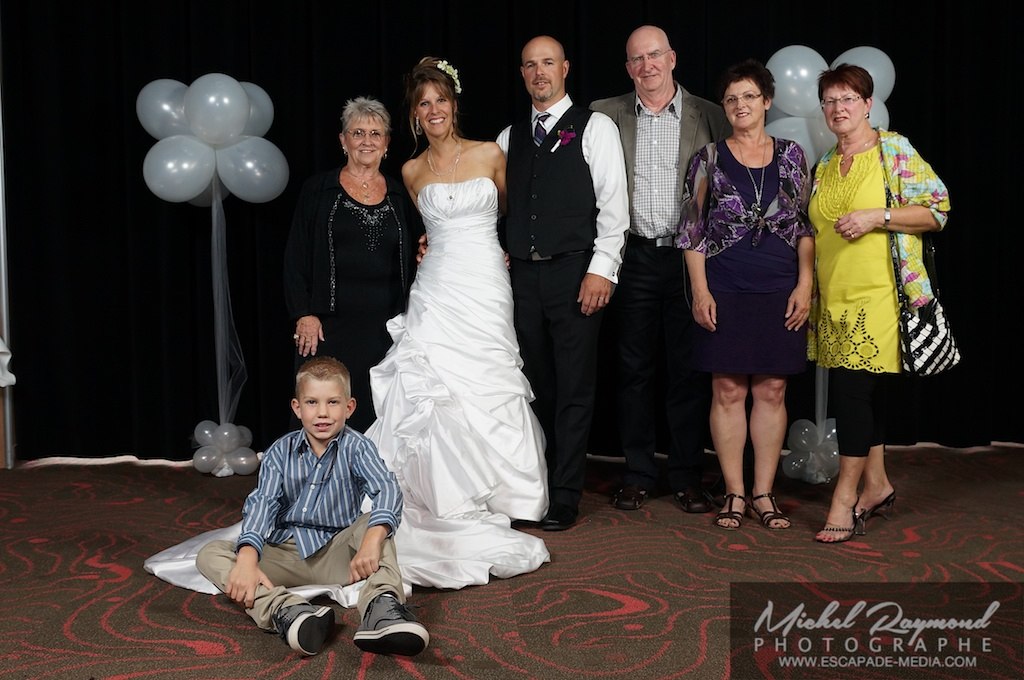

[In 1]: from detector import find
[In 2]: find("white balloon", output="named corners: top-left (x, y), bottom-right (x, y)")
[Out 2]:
top-left (831, 46), bottom-right (896, 101)
top-left (193, 445), bottom-right (223, 474)
top-left (805, 111), bottom-right (838, 159)
top-left (766, 45), bottom-right (829, 118)
top-left (236, 425), bottom-right (253, 448)
top-left (136, 78), bottom-right (190, 140)
top-left (213, 422), bottom-right (241, 452)
top-left (193, 419), bottom-right (218, 446)
top-left (766, 116), bottom-right (820, 167)
top-left (143, 135), bottom-right (216, 203)
top-left (185, 73), bottom-right (250, 146)
top-left (765, 104), bottom-right (788, 126)
top-left (240, 82), bottom-right (275, 137)
top-left (869, 99), bottom-right (890, 130)
top-left (216, 136), bottom-right (290, 203)
top-left (226, 446), bottom-right (260, 475)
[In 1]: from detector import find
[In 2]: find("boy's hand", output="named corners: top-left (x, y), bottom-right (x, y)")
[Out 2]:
top-left (349, 525), bottom-right (388, 583)
top-left (226, 546), bottom-right (273, 609)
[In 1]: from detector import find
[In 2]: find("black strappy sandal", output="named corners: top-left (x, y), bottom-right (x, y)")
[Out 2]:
top-left (747, 492), bottom-right (791, 530)
top-left (815, 503), bottom-right (866, 543)
top-left (714, 493), bottom-right (744, 530)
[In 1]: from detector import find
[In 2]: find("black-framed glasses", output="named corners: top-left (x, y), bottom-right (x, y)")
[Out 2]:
top-left (722, 92), bottom-right (763, 108)
top-left (821, 95), bottom-right (863, 109)
top-left (627, 48), bottom-right (673, 67)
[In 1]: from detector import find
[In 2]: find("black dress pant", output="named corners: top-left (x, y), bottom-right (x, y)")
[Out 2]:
top-left (511, 253), bottom-right (603, 510)
top-left (612, 241), bottom-right (710, 492)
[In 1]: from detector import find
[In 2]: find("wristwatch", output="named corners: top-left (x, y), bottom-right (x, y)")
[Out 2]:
top-left (883, 208), bottom-right (891, 229)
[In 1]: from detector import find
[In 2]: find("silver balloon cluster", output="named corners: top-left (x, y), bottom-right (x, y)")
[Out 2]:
top-left (192, 420), bottom-right (259, 476)
top-left (783, 418), bottom-right (839, 484)
top-left (764, 45), bottom-right (896, 167)
top-left (137, 73), bottom-right (288, 204)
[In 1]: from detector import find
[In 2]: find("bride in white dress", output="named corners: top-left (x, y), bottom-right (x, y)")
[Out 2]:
top-left (144, 58), bottom-right (548, 602)
top-left (366, 56), bottom-right (549, 583)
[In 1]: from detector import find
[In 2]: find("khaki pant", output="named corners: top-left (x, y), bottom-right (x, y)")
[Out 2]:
top-left (196, 514), bottom-right (405, 630)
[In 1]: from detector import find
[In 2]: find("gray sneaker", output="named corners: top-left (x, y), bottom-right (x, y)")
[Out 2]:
top-left (353, 593), bottom-right (429, 656)
top-left (273, 603), bottom-right (335, 655)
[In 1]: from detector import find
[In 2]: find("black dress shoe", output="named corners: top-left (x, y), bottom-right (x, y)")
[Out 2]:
top-left (674, 487), bottom-right (711, 514)
top-left (541, 503), bottom-right (578, 531)
top-left (611, 484), bottom-right (648, 510)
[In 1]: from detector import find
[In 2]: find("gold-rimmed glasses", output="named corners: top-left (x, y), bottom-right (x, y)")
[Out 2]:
top-left (347, 129), bottom-right (385, 141)
top-left (722, 92), bottom-right (763, 108)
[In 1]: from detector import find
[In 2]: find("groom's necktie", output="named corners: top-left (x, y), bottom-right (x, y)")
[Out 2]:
top-left (533, 113), bottom-right (551, 146)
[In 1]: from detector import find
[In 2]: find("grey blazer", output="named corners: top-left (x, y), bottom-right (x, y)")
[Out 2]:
top-left (590, 83), bottom-right (730, 225)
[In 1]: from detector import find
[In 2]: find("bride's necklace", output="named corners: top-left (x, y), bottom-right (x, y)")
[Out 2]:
top-left (737, 138), bottom-right (768, 219)
top-left (427, 142), bottom-right (462, 179)
top-left (427, 141), bottom-right (462, 202)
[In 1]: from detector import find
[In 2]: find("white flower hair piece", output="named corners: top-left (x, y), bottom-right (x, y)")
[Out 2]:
top-left (436, 60), bottom-right (463, 95)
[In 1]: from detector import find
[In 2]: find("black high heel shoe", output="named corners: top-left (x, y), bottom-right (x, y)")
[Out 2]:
top-left (860, 491), bottom-right (896, 522)
top-left (815, 502), bottom-right (866, 543)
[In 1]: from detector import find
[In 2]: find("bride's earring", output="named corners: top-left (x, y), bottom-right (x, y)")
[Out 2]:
top-left (415, 117), bottom-right (422, 135)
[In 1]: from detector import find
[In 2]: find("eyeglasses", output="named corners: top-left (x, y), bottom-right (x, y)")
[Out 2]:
top-left (347, 129), bottom-right (385, 141)
top-left (722, 93), bottom-right (763, 108)
top-left (821, 95), bottom-right (863, 109)
top-left (627, 48), bottom-right (673, 67)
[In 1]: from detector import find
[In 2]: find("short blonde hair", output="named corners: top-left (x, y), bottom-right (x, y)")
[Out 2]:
top-left (295, 356), bottom-right (351, 399)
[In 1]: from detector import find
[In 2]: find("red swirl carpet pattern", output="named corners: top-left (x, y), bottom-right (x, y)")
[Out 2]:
top-left (0, 445), bottom-right (1021, 679)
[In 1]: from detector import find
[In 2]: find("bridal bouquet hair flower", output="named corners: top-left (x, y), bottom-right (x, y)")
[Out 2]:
top-left (551, 126), bottom-right (577, 153)
top-left (436, 60), bottom-right (462, 94)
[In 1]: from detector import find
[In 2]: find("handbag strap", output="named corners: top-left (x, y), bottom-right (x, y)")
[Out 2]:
top-left (879, 142), bottom-right (942, 298)
top-left (880, 146), bottom-right (910, 312)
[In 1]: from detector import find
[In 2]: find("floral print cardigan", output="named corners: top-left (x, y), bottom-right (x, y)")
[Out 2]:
top-left (676, 137), bottom-right (812, 254)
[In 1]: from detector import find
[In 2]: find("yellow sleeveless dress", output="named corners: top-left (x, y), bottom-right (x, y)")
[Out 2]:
top-left (809, 145), bottom-right (900, 373)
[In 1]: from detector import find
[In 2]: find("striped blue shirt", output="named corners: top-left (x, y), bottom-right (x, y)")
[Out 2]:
top-left (236, 427), bottom-right (403, 559)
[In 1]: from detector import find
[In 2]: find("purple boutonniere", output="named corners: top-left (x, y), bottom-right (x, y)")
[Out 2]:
top-left (551, 126), bottom-right (577, 153)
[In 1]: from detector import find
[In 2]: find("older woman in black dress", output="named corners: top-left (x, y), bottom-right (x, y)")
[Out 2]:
top-left (284, 96), bottom-right (423, 432)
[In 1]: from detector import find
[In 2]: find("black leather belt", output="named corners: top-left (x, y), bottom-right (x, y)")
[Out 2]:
top-left (527, 249), bottom-right (587, 261)
top-left (628, 233), bottom-right (675, 248)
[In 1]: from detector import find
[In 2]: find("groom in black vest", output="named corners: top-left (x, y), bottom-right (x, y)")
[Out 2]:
top-left (497, 35), bottom-right (628, 530)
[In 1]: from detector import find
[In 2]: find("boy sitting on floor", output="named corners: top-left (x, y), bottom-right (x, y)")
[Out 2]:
top-left (196, 356), bottom-right (428, 656)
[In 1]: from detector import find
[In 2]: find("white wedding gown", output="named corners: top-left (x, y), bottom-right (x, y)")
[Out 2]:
top-left (144, 177), bottom-right (549, 605)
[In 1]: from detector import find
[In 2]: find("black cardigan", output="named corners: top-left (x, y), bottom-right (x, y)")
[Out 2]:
top-left (283, 168), bottom-right (424, 321)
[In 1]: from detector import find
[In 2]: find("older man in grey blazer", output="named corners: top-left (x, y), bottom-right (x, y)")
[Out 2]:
top-left (590, 25), bottom-right (730, 514)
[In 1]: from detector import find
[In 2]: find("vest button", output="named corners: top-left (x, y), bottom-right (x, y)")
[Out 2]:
top-left (531, 193), bottom-right (537, 199)
top-left (530, 214), bottom-right (538, 221)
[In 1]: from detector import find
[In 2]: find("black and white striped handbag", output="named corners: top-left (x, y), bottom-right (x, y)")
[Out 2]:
top-left (888, 233), bottom-right (961, 376)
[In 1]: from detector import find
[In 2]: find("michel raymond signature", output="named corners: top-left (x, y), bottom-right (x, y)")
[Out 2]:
top-left (754, 600), bottom-right (1001, 645)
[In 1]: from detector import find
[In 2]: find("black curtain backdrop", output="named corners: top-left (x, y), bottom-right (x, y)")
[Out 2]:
top-left (1, 1), bottom-right (1017, 460)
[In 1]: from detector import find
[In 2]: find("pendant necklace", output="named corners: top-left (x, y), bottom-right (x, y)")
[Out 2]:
top-left (344, 167), bottom-right (375, 203)
top-left (427, 141), bottom-right (462, 202)
top-left (738, 138), bottom-right (768, 222)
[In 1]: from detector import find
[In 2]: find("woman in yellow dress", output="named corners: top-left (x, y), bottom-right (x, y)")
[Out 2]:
top-left (809, 64), bottom-right (950, 543)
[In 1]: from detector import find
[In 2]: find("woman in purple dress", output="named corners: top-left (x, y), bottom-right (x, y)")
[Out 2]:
top-left (676, 59), bottom-right (814, 531)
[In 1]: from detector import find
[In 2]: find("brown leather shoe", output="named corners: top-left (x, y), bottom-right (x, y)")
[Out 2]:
top-left (612, 485), bottom-right (648, 510)
top-left (674, 487), bottom-right (711, 514)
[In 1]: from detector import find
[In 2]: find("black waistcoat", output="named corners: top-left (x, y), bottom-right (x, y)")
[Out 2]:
top-left (505, 106), bottom-right (597, 259)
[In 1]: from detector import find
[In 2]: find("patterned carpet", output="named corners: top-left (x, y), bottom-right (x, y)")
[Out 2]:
top-left (0, 445), bottom-right (1021, 679)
